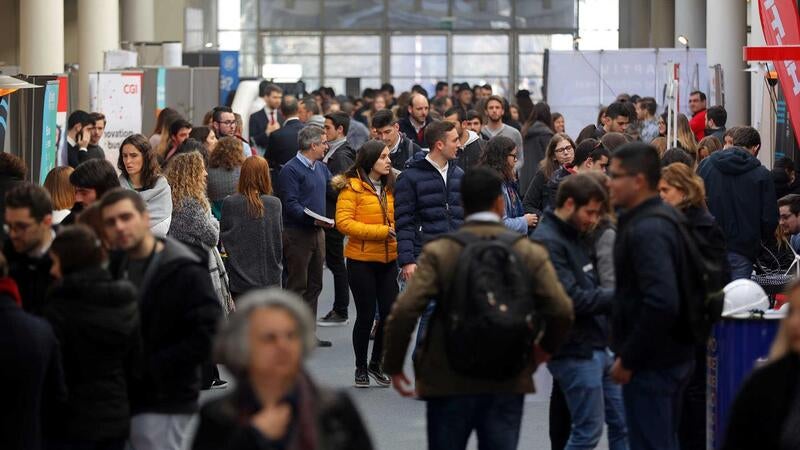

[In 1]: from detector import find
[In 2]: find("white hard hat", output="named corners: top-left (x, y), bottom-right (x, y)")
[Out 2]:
top-left (723, 279), bottom-right (770, 318)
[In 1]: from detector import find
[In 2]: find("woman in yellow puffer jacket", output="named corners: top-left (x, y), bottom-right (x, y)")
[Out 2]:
top-left (334, 139), bottom-right (398, 388)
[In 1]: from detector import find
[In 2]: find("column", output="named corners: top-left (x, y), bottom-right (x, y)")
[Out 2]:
top-left (78, 0), bottom-right (120, 110)
top-left (20, 0), bottom-right (64, 74)
top-left (706, 0), bottom-right (747, 127)
top-left (618, 0), bottom-right (651, 48)
top-left (650, 0), bottom-right (676, 48)
top-left (675, 0), bottom-right (706, 48)
top-left (122, 0), bottom-right (155, 43)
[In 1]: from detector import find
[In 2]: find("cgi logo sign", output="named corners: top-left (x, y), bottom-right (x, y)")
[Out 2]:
top-left (763, 0), bottom-right (800, 95)
top-left (123, 84), bottom-right (139, 94)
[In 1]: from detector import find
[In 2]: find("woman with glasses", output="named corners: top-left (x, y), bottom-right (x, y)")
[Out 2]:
top-left (523, 133), bottom-right (576, 219)
top-left (481, 136), bottom-right (537, 233)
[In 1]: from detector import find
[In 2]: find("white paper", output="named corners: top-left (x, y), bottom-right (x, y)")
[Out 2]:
top-left (304, 208), bottom-right (334, 225)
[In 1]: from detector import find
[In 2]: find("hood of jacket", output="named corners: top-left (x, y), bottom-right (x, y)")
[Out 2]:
top-left (708, 147), bottom-right (762, 175)
top-left (464, 129), bottom-right (481, 147)
top-left (121, 174), bottom-right (172, 229)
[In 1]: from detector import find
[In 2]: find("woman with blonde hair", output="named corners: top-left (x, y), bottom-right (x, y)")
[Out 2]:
top-left (697, 135), bottom-right (722, 163)
top-left (523, 132), bottom-right (575, 218)
top-left (207, 136), bottom-right (246, 218)
top-left (676, 113), bottom-right (698, 156)
top-left (44, 166), bottom-right (75, 225)
top-left (165, 152), bottom-right (231, 390)
top-left (220, 156), bottom-right (283, 296)
top-left (723, 282), bottom-right (800, 449)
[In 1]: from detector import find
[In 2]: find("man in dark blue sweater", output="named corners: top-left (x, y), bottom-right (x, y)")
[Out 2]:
top-left (278, 125), bottom-right (334, 347)
top-left (608, 143), bottom-right (693, 450)
top-left (698, 126), bottom-right (778, 280)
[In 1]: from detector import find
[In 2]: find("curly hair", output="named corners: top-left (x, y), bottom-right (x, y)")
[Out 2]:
top-left (480, 136), bottom-right (517, 182)
top-left (118, 133), bottom-right (162, 190)
top-left (209, 136), bottom-right (245, 170)
top-left (165, 152), bottom-right (209, 212)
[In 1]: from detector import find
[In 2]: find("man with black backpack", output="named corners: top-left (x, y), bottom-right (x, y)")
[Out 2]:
top-left (607, 143), bottom-right (696, 450)
top-left (383, 167), bottom-right (574, 450)
top-left (531, 174), bottom-right (628, 450)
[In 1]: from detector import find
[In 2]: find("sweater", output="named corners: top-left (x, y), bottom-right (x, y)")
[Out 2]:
top-left (220, 194), bottom-right (283, 294)
top-left (207, 166), bottom-right (241, 203)
top-left (168, 198), bottom-right (220, 252)
top-left (278, 155), bottom-right (333, 230)
top-left (121, 175), bottom-right (173, 238)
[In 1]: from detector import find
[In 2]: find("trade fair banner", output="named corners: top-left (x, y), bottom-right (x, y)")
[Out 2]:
top-left (39, 81), bottom-right (59, 183)
top-left (0, 95), bottom-right (8, 153)
top-left (156, 67), bottom-right (166, 112)
top-left (89, 72), bottom-right (143, 169)
top-left (759, 0), bottom-right (800, 148)
top-left (219, 50), bottom-right (240, 105)
top-left (56, 75), bottom-right (69, 166)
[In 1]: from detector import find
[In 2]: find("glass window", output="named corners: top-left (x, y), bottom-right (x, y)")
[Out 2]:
top-left (388, 0), bottom-right (449, 29)
top-left (391, 55), bottom-right (447, 78)
top-left (325, 55), bottom-right (381, 77)
top-left (219, 31), bottom-right (258, 53)
top-left (323, 0), bottom-right (385, 29)
top-left (390, 35), bottom-right (447, 85)
top-left (391, 78), bottom-right (442, 95)
top-left (326, 77), bottom-right (382, 96)
top-left (515, 0), bottom-right (577, 31)
top-left (324, 36), bottom-right (381, 54)
top-left (259, 0), bottom-right (322, 29)
top-left (262, 35), bottom-right (320, 55)
top-left (452, 34), bottom-right (509, 53)
top-left (218, 0), bottom-right (257, 30)
top-left (452, 0), bottom-right (512, 29)
top-left (453, 55), bottom-right (508, 77)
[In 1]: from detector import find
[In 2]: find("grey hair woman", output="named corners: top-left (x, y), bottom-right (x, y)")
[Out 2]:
top-left (192, 288), bottom-right (374, 450)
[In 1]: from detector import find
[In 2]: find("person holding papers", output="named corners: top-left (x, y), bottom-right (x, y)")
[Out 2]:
top-left (278, 126), bottom-right (335, 347)
top-left (333, 140), bottom-right (398, 388)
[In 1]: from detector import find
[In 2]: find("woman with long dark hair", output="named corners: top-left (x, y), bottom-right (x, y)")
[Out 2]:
top-left (118, 134), bottom-right (173, 237)
top-left (480, 136), bottom-right (537, 233)
top-left (220, 156), bottom-right (283, 296)
top-left (523, 132), bottom-right (575, 217)
top-left (333, 139), bottom-right (398, 388)
top-left (520, 102), bottom-right (555, 195)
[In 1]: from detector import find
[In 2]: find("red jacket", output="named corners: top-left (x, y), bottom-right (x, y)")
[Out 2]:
top-left (690, 109), bottom-right (707, 142)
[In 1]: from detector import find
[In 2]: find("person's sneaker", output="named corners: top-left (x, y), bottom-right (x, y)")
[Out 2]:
top-left (367, 362), bottom-right (391, 387)
top-left (210, 378), bottom-right (229, 390)
top-left (369, 319), bottom-right (378, 340)
top-left (316, 337), bottom-right (333, 348)
top-left (354, 367), bottom-right (370, 388)
top-left (318, 310), bottom-right (349, 327)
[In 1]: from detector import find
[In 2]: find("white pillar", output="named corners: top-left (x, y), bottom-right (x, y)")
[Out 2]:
top-left (122, 0), bottom-right (155, 43)
top-left (706, 0), bottom-right (747, 127)
top-left (78, 0), bottom-right (120, 110)
top-left (675, 0), bottom-right (706, 48)
top-left (19, 0), bottom-right (64, 74)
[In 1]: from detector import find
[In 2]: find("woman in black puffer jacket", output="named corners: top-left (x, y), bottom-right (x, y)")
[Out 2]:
top-left (43, 225), bottom-right (140, 450)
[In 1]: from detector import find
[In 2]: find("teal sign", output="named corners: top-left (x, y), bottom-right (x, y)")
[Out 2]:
top-left (39, 81), bottom-right (59, 184)
top-left (156, 67), bottom-right (166, 110)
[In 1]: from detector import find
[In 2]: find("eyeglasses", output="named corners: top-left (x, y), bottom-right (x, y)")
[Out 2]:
top-left (3, 222), bottom-right (35, 234)
top-left (555, 145), bottom-right (574, 154)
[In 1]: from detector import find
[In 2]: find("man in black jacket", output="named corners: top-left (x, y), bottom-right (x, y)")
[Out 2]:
top-left (698, 126), bottom-right (778, 280)
top-left (371, 109), bottom-right (420, 171)
top-left (267, 96), bottom-right (304, 193)
top-left (248, 82), bottom-right (284, 154)
top-left (4, 183), bottom-right (55, 315)
top-left (101, 189), bottom-right (221, 450)
top-left (318, 112), bottom-right (356, 326)
top-left (443, 107), bottom-right (484, 171)
top-left (608, 143), bottom-right (694, 450)
top-left (398, 93), bottom-right (433, 148)
top-left (66, 110), bottom-right (104, 168)
top-left (532, 174), bottom-right (626, 449)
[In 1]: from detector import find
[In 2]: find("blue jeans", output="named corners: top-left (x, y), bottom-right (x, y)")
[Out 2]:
top-left (426, 393), bottom-right (524, 450)
top-left (413, 300), bottom-right (436, 361)
top-left (622, 360), bottom-right (694, 450)
top-left (548, 349), bottom-right (629, 450)
top-left (727, 251), bottom-right (753, 281)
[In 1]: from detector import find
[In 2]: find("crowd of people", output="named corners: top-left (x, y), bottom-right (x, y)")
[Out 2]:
top-left (1, 78), bottom-right (798, 450)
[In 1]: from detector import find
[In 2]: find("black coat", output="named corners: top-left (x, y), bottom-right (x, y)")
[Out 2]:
top-left (67, 143), bottom-right (105, 168)
top-left (454, 136), bottom-right (484, 171)
top-left (723, 353), bottom-right (800, 450)
top-left (4, 238), bottom-right (54, 315)
top-left (324, 142), bottom-right (356, 218)
top-left (398, 116), bottom-right (433, 148)
top-left (0, 293), bottom-right (66, 450)
top-left (249, 108), bottom-right (285, 151)
top-left (110, 237), bottom-right (222, 414)
top-left (520, 121), bottom-right (553, 195)
top-left (192, 376), bottom-right (373, 450)
top-left (266, 119), bottom-right (304, 172)
top-left (531, 210), bottom-right (613, 359)
top-left (612, 197), bottom-right (694, 371)
top-left (43, 267), bottom-right (140, 441)
top-left (389, 134), bottom-right (421, 171)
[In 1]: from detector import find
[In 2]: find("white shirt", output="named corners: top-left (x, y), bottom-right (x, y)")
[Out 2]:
top-left (425, 154), bottom-right (449, 186)
top-left (67, 136), bottom-right (87, 152)
top-left (465, 211), bottom-right (502, 223)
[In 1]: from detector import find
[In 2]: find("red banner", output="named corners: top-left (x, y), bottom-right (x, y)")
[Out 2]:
top-left (759, 0), bottom-right (800, 147)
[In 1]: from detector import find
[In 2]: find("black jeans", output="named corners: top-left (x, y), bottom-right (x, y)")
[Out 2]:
top-left (326, 227), bottom-right (351, 316)
top-left (346, 259), bottom-right (398, 368)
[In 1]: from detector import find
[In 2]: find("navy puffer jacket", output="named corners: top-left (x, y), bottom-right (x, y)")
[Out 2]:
top-left (394, 154), bottom-right (464, 266)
